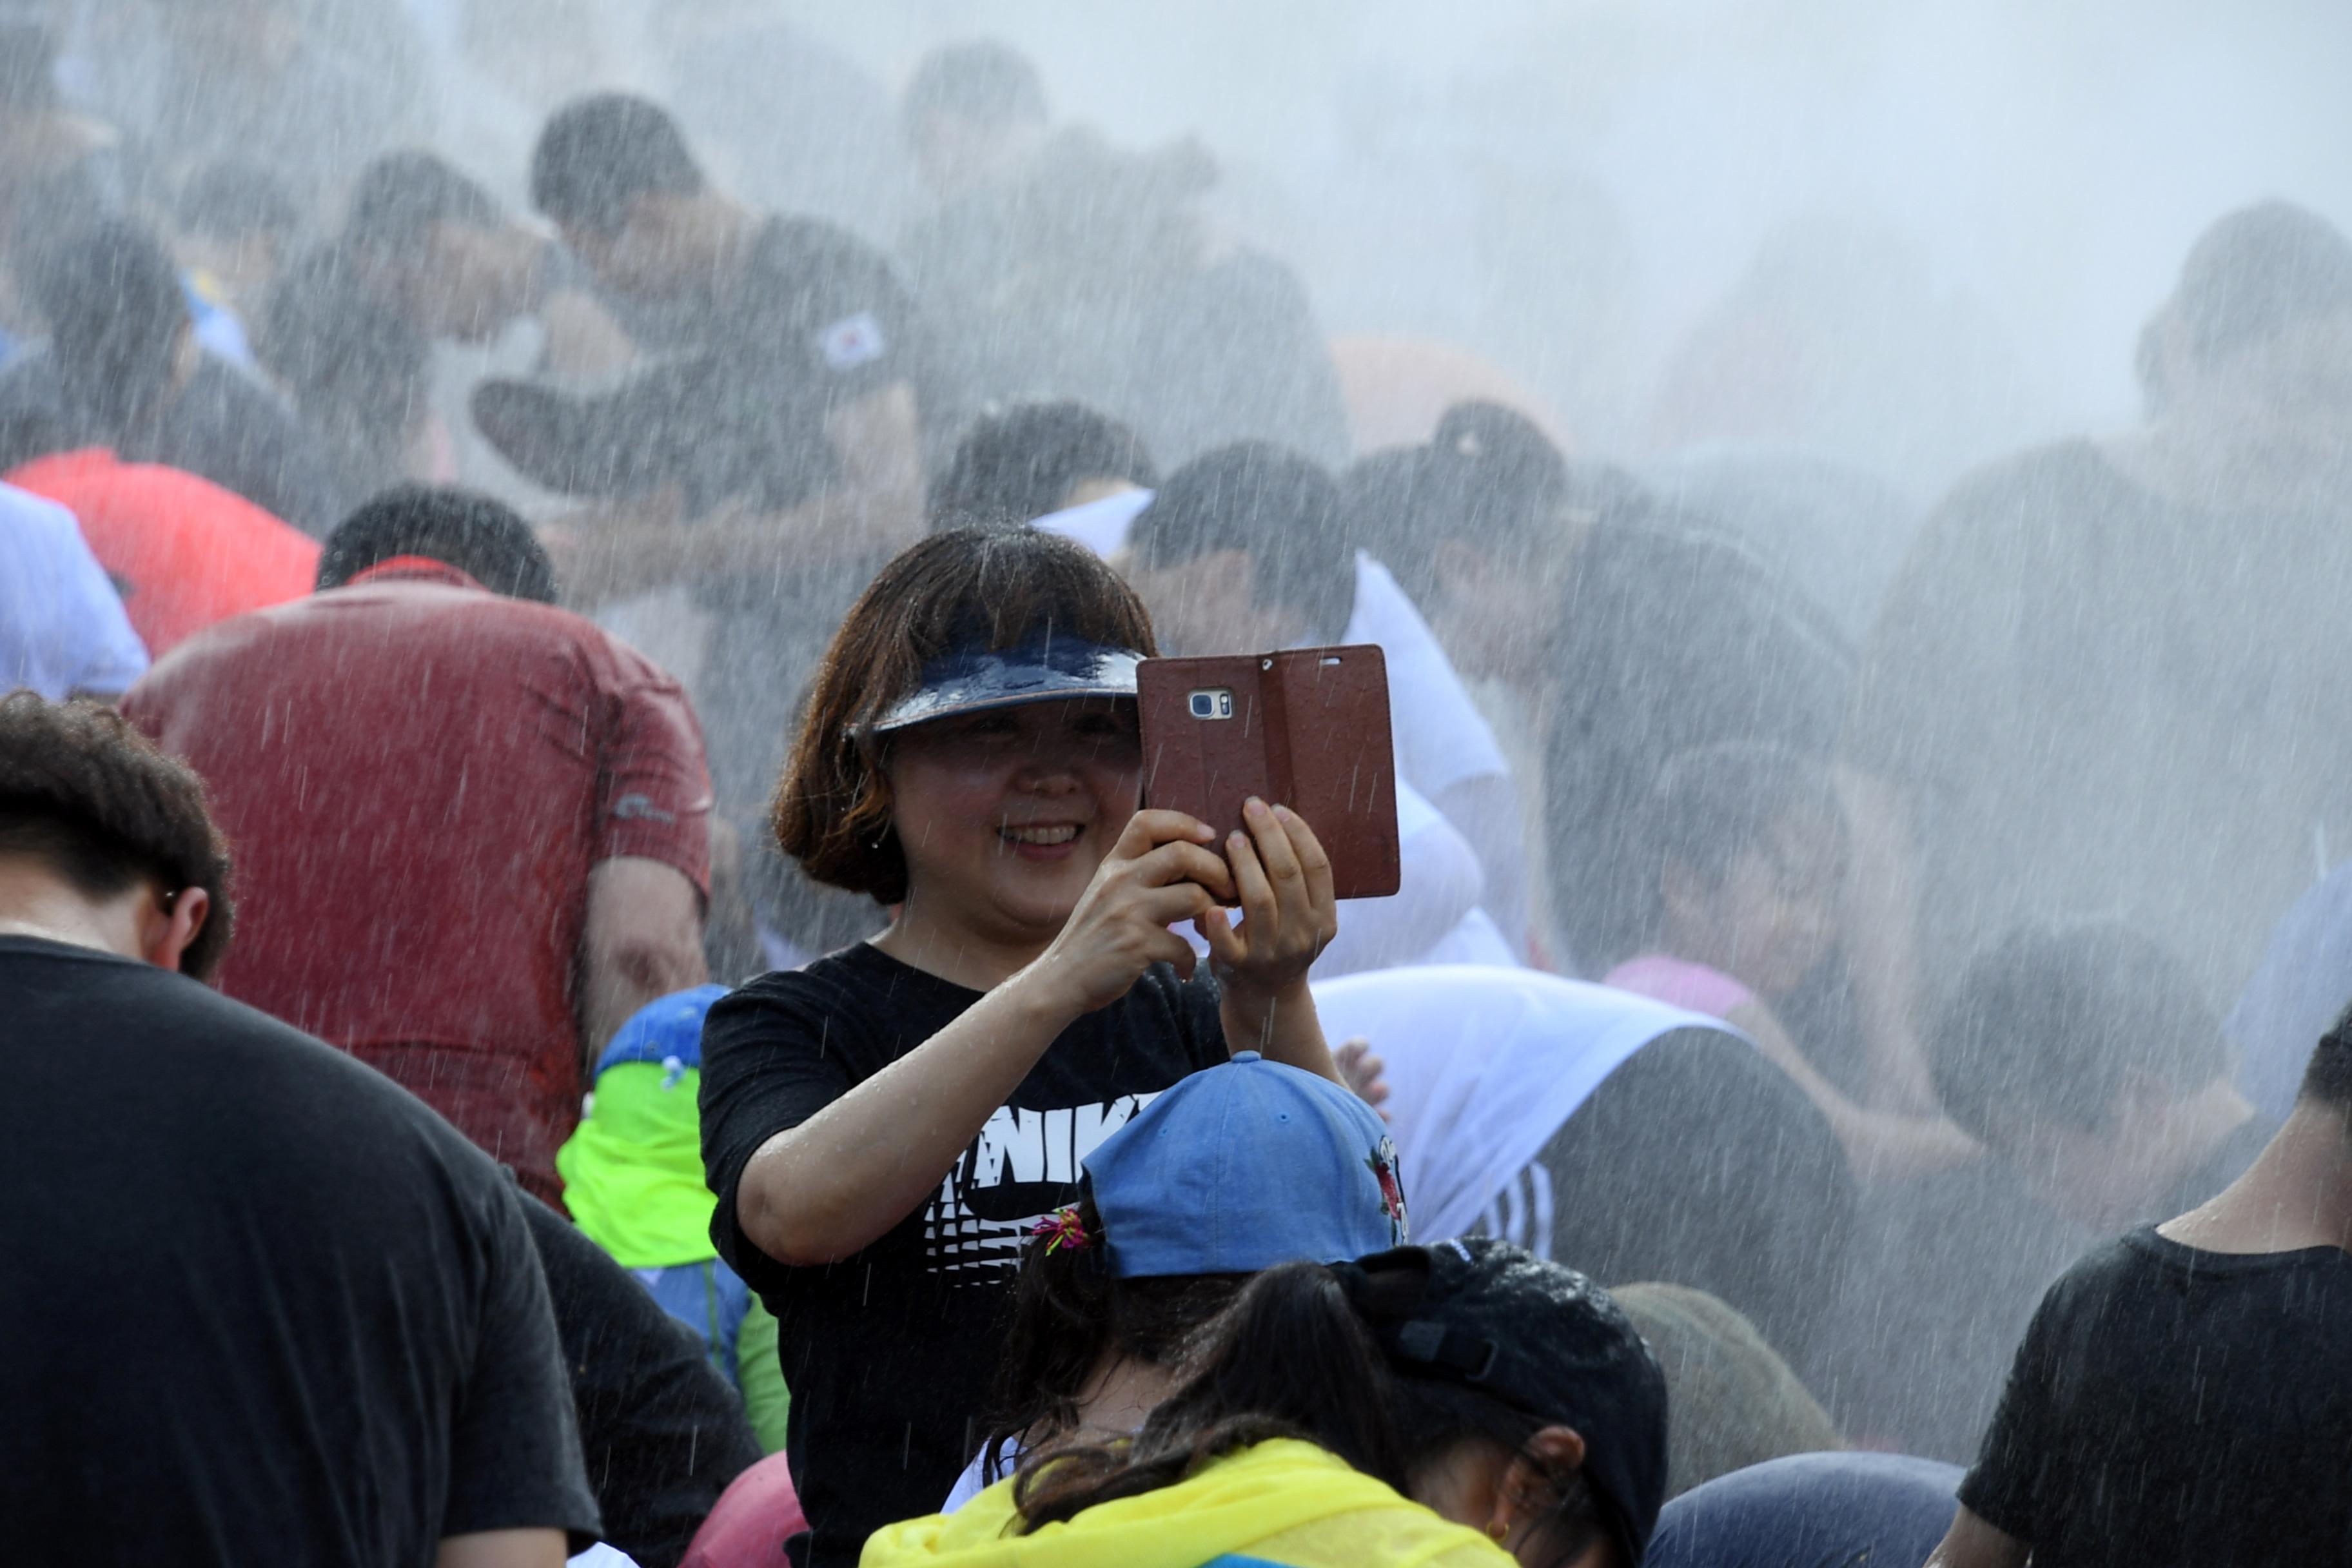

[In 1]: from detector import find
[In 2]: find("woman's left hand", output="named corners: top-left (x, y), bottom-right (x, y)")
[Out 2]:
top-left (1197, 798), bottom-right (1340, 1012)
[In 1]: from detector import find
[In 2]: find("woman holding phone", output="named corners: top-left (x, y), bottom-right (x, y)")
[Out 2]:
top-left (699, 527), bottom-right (1342, 1565)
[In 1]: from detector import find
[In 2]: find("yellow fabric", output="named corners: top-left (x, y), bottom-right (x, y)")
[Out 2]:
top-left (861, 1438), bottom-right (1512, 1568)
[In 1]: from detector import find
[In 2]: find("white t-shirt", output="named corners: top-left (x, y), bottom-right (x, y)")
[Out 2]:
top-left (0, 483), bottom-right (148, 700)
top-left (1309, 966), bottom-right (1736, 1240)
top-left (1340, 552), bottom-right (1510, 803)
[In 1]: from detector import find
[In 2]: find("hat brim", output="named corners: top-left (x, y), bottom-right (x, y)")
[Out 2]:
top-left (868, 645), bottom-right (1142, 736)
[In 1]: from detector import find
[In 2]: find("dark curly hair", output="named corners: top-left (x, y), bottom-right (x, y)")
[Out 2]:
top-left (0, 692), bottom-right (235, 981)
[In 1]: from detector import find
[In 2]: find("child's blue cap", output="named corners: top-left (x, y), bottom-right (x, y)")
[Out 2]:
top-left (1083, 1052), bottom-right (1409, 1279)
top-left (594, 983), bottom-right (732, 1079)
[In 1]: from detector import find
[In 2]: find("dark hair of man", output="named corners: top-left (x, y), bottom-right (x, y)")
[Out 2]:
top-left (774, 527), bottom-right (1157, 905)
top-left (2171, 201), bottom-right (2352, 367)
top-left (317, 485), bottom-right (558, 605)
top-left (529, 93), bottom-right (706, 238)
top-left (1013, 1259), bottom-right (1604, 1562)
top-left (1930, 921), bottom-right (2230, 1143)
top-left (1128, 442), bottom-right (1355, 645)
top-left (20, 216), bottom-right (191, 431)
top-left (901, 39), bottom-right (1048, 133)
top-left (343, 150), bottom-right (502, 264)
top-left (1340, 402), bottom-right (1567, 605)
top-left (2299, 1000), bottom-right (2352, 1112)
top-left (0, 692), bottom-right (235, 981)
top-left (175, 159), bottom-right (301, 245)
top-left (930, 401), bottom-right (1159, 528)
top-left (976, 1187), bottom-right (1244, 1481)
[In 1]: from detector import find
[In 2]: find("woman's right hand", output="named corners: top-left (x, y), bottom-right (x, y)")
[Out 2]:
top-left (1021, 810), bottom-right (1237, 1017)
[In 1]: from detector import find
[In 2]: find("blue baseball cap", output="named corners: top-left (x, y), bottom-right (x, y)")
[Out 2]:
top-left (1083, 1052), bottom-right (1407, 1279)
top-left (593, 983), bottom-right (731, 1079)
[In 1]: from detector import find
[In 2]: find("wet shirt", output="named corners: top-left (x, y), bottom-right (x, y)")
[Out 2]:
top-left (0, 479), bottom-right (146, 697)
top-left (1961, 1227), bottom-right (2352, 1566)
top-left (1475, 1030), bottom-right (1856, 1386)
top-left (8, 448), bottom-right (319, 658)
top-left (700, 942), bottom-right (1229, 1567)
top-left (0, 936), bottom-right (600, 1561)
top-left (520, 1193), bottom-right (761, 1568)
top-left (122, 560), bottom-right (711, 1206)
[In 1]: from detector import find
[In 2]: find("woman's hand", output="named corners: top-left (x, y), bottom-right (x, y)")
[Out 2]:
top-left (1199, 799), bottom-right (1341, 1037)
top-left (1020, 809), bottom-right (1236, 1017)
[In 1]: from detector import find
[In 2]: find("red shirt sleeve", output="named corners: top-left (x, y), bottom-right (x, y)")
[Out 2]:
top-left (593, 647), bottom-right (714, 896)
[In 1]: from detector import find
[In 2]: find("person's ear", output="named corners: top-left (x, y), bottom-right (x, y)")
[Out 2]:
top-left (1486, 1426), bottom-right (1590, 1547)
top-left (142, 885), bottom-right (210, 976)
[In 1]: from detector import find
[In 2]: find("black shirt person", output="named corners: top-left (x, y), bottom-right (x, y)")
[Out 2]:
top-left (477, 92), bottom-right (930, 854)
top-left (1926, 1003), bottom-right (2352, 1568)
top-left (0, 693), bottom-right (598, 1566)
top-left (699, 528), bottom-right (1344, 1565)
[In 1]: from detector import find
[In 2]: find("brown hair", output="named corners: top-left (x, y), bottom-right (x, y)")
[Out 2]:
top-left (0, 692), bottom-right (237, 980)
top-left (772, 528), bottom-right (1157, 903)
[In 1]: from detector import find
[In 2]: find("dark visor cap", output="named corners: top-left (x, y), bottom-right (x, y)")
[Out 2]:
top-left (1345, 1237), bottom-right (1670, 1565)
top-left (865, 637), bottom-right (1142, 737)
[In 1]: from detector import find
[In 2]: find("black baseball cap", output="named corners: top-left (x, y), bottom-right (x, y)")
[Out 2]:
top-left (1348, 1237), bottom-right (1669, 1565)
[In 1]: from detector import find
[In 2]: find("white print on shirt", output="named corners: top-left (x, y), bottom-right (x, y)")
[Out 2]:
top-left (921, 1090), bottom-right (1162, 1279)
top-left (816, 310), bottom-right (887, 371)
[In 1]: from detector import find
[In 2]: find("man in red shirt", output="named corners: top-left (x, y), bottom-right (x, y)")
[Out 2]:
top-left (125, 485), bottom-right (712, 1205)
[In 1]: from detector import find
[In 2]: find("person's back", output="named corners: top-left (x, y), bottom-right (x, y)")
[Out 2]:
top-left (8, 447), bottom-right (318, 658)
top-left (1928, 1002), bottom-right (2352, 1568)
top-left (0, 479), bottom-right (146, 699)
top-left (1648, 1452), bottom-right (1960, 1568)
top-left (124, 489), bottom-right (711, 1204)
top-left (1310, 966), bottom-right (1856, 1383)
top-left (0, 693), bottom-right (596, 1565)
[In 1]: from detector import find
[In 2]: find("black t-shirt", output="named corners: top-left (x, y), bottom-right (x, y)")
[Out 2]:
top-left (1542, 502), bottom-right (1856, 973)
top-left (520, 1195), bottom-right (761, 1568)
top-left (587, 213), bottom-right (922, 518)
top-left (0, 936), bottom-right (600, 1562)
top-left (700, 942), bottom-right (1230, 1566)
top-left (1961, 1227), bottom-right (2352, 1565)
top-left (1471, 1030), bottom-right (1857, 1384)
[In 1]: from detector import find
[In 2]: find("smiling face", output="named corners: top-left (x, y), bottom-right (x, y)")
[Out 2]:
top-left (883, 698), bottom-right (1143, 946)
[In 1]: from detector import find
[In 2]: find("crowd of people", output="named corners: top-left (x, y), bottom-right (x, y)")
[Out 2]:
top-left (2, 5), bottom-right (2349, 1566)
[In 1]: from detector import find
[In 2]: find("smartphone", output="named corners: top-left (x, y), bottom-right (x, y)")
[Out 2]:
top-left (1137, 645), bottom-right (1402, 899)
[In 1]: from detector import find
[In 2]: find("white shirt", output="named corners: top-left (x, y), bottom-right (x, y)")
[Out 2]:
top-left (1340, 552), bottom-right (1510, 804)
top-left (1309, 966), bottom-right (1736, 1240)
top-left (0, 483), bottom-right (147, 700)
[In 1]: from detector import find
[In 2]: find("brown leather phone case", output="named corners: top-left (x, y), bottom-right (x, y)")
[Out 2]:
top-left (1137, 645), bottom-right (1402, 899)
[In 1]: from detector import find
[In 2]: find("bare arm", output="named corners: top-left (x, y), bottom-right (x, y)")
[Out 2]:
top-left (1925, 1506), bottom-right (2030, 1568)
top-left (735, 813), bottom-right (1231, 1267)
top-left (433, 1529), bottom-right (568, 1568)
top-left (580, 856), bottom-right (709, 1070)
